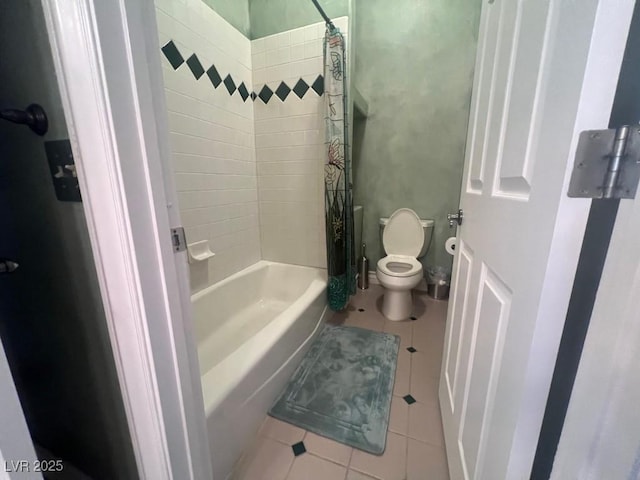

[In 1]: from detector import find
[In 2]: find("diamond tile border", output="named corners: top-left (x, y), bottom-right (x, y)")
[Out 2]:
top-left (186, 53), bottom-right (205, 79)
top-left (161, 40), bottom-right (184, 70)
top-left (160, 40), bottom-right (324, 104)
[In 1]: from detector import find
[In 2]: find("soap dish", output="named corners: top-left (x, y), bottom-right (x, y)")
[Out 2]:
top-left (187, 240), bottom-right (215, 264)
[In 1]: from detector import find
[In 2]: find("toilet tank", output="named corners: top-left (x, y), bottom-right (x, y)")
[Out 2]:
top-left (379, 217), bottom-right (434, 259)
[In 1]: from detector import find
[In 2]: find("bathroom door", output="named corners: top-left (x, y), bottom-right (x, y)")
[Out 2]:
top-left (439, 1), bottom-right (634, 479)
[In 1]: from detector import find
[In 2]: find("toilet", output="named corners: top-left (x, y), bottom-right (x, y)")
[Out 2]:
top-left (376, 208), bottom-right (434, 321)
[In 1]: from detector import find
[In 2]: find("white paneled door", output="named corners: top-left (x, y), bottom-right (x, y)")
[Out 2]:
top-left (440, 1), bottom-right (634, 479)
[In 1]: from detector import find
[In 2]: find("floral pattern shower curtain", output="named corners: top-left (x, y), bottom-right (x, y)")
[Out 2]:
top-left (324, 28), bottom-right (355, 311)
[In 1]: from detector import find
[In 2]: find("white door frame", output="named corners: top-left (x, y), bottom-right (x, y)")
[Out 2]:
top-left (550, 155), bottom-right (640, 475)
top-left (41, 0), bottom-right (211, 478)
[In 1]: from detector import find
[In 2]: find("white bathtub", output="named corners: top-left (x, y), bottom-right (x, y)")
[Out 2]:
top-left (191, 261), bottom-right (329, 480)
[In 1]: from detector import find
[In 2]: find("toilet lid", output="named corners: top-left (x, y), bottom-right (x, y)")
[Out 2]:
top-left (383, 208), bottom-right (425, 257)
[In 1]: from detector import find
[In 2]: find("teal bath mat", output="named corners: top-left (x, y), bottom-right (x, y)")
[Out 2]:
top-left (269, 325), bottom-right (400, 455)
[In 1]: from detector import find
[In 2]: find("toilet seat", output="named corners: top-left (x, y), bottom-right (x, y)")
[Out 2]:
top-left (377, 255), bottom-right (422, 278)
top-left (382, 208), bottom-right (425, 257)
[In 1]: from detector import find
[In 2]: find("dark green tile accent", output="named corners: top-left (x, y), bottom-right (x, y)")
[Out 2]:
top-left (291, 442), bottom-right (306, 456)
top-left (293, 78), bottom-right (310, 99)
top-left (258, 85), bottom-right (273, 104)
top-left (311, 75), bottom-right (324, 96)
top-left (403, 394), bottom-right (416, 405)
top-left (186, 54), bottom-right (205, 79)
top-left (275, 81), bottom-right (291, 101)
top-left (238, 82), bottom-right (249, 102)
top-left (206, 65), bottom-right (222, 88)
top-left (223, 74), bottom-right (236, 95)
top-left (161, 41), bottom-right (184, 70)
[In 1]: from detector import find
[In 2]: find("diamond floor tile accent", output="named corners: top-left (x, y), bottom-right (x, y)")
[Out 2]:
top-left (291, 441), bottom-right (306, 457)
top-left (403, 394), bottom-right (416, 405)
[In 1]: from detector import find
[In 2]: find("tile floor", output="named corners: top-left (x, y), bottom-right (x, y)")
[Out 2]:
top-left (233, 284), bottom-right (449, 480)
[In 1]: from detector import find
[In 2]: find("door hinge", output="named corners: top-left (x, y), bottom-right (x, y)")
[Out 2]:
top-left (44, 139), bottom-right (82, 202)
top-left (171, 227), bottom-right (186, 252)
top-left (568, 125), bottom-right (640, 199)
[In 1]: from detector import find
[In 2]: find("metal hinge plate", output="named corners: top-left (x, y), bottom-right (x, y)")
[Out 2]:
top-left (568, 127), bottom-right (640, 199)
top-left (44, 139), bottom-right (82, 202)
top-left (171, 227), bottom-right (186, 252)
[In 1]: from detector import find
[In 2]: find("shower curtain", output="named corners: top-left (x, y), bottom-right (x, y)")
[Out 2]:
top-left (323, 28), bottom-right (355, 311)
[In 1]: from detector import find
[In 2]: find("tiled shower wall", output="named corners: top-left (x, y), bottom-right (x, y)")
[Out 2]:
top-left (252, 18), bottom-right (348, 269)
top-left (155, 0), bottom-right (260, 288)
top-left (155, 0), bottom-right (349, 287)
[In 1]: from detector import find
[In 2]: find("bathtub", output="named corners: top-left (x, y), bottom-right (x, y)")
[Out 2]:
top-left (191, 261), bottom-right (329, 480)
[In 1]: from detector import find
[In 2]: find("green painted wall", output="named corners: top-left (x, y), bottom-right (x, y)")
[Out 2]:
top-left (353, 0), bottom-right (481, 272)
top-left (202, 0), bottom-right (251, 37)
top-left (249, 0), bottom-right (348, 38)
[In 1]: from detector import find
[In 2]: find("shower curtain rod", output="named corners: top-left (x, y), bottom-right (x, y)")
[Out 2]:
top-left (310, 0), bottom-right (336, 32)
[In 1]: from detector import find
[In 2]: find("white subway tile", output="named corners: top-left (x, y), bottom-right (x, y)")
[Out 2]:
top-left (278, 32), bottom-right (291, 48)
top-left (252, 38), bottom-right (265, 54)
top-left (290, 27), bottom-right (305, 45)
top-left (304, 24), bottom-right (319, 42)
top-left (276, 47), bottom-right (291, 65)
top-left (290, 44), bottom-right (305, 62)
top-left (304, 40), bottom-right (321, 59)
top-left (265, 34), bottom-right (279, 52)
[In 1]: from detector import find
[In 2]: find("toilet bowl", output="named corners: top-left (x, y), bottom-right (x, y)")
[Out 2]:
top-left (376, 208), bottom-right (433, 321)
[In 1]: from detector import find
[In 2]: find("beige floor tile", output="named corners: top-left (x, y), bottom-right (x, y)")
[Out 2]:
top-left (346, 470), bottom-right (378, 480)
top-left (259, 416), bottom-right (306, 445)
top-left (412, 329), bottom-right (444, 356)
top-left (286, 453), bottom-right (347, 480)
top-left (388, 396), bottom-right (408, 436)
top-left (407, 438), bottom-right (449, 480)
top-left (344, 313), bottom-right (385, 332)
top-left (303, 432), bottom-right (352, 466)
top-left (407, 400), bottom-right (445, 448)
top-left (383, 320), bottom-right (413, 348)
top-left (410, 350), bottom-right (441, 387)
top-left (410, 357), bottom-right (440, 404)
top-left (234, 436), bottom-right (294, 480)
top-left (393, 349), bottom-right (411, 396)
top-left (350, 432), bottom-right (407, 480)
top-left (351, 286), bottom-right (383, 311)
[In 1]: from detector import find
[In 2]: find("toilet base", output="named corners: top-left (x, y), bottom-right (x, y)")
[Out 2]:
top-left (381, 289), bottom-right (413, 321)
